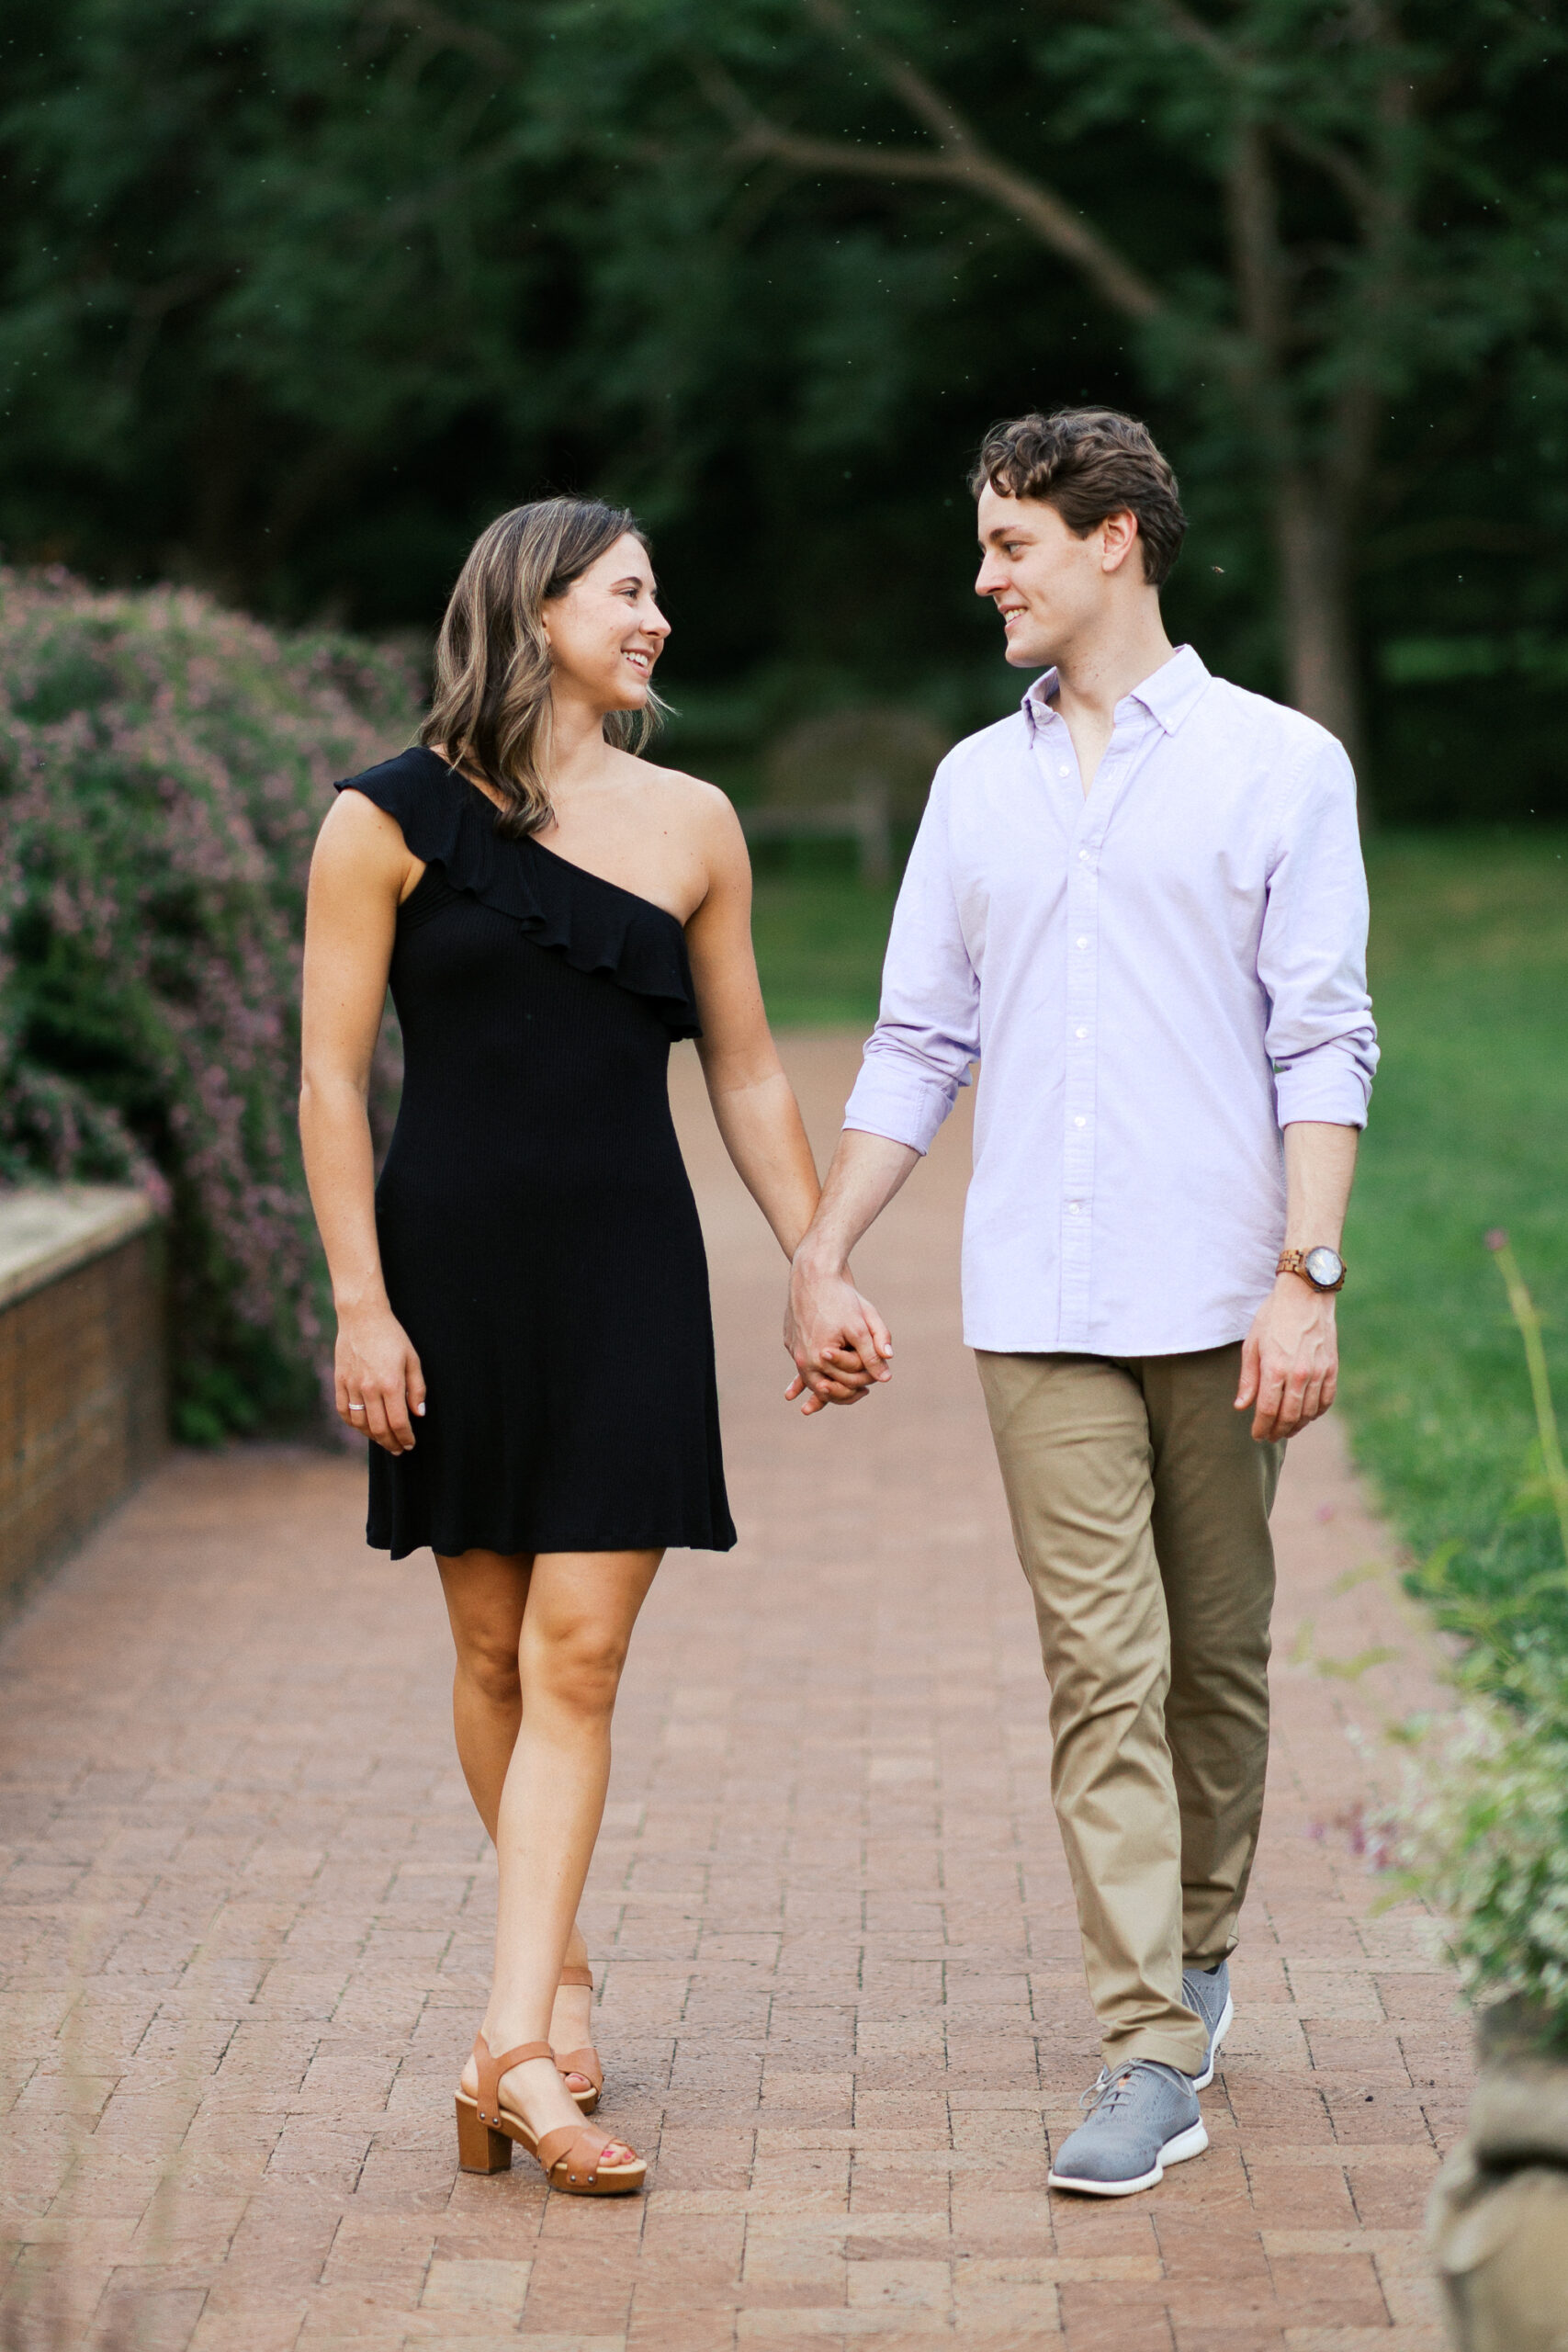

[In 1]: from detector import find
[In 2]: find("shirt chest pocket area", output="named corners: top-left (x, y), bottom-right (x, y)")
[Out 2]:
top-left (953, 834), bottom-right (1072, 970)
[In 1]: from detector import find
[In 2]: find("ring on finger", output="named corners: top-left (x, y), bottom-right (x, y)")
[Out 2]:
top-left (347, 1402), bottom-right (367, 1413)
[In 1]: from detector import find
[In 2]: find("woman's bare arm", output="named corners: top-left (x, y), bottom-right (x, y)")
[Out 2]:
top-left (682, 790), bottom-right (883, 1408)
top-left (299, 791), bottom-right (426, 1454)
top-left (683, 790), bottom-right (822, 1260)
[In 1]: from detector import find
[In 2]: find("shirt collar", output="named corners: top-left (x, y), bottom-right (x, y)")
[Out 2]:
top-left (1021, 643), bottom-right (1212, 738)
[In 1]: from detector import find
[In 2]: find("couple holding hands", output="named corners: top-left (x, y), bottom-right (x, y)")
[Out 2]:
top-left (299, 406), bottom-right (1376, 2202)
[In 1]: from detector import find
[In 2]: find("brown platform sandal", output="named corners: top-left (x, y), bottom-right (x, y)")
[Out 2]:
top-left (455, 2033), bottom-right (645, 2195)
top-left (555, 1962), bottom-right (604, 2116)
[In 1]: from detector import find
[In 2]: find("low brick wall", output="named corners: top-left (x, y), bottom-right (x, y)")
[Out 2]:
top-left (0, 1188), bottom-right (165, 1615)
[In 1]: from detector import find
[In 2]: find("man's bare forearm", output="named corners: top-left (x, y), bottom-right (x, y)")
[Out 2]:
top-left (1280, 1120), bottom-right (1359, 1251)
top-left (783, 1129), bottom-right (918, 1412)
top-left (793, 1129), bottom-right (921, 1274)
top-left (1237, 1120), bottom-right (1360, 1442)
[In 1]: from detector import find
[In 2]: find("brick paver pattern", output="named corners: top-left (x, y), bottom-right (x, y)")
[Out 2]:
top-left (2, 1037), bottom-right (1470, 2350)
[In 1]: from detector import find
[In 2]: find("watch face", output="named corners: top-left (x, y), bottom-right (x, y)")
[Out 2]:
top-left (1303, 1247), bottom-right (1344, 1289)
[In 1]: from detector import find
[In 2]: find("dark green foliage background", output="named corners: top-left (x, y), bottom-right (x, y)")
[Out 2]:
top-left (2, 1), bottom-right (1565, 820)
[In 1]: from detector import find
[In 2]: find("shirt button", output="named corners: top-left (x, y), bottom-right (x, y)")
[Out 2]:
top-left (1068, 1202), bottom-right (1081, 1215)
top-left (1076, 936), bottom-right (1088, 948)
top-left (1077, 850), bottom-right (1089, 863)
top-left (1074, 1116), bottom-right (1086, 1127)
top-left (1076, 1026), bottom-right (1088, 1038)
top-left (1057, 764), bottom-right (1070, 777)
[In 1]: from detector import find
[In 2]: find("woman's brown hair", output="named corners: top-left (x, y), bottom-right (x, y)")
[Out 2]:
top-left (420, 495), bottom-right (665, 838)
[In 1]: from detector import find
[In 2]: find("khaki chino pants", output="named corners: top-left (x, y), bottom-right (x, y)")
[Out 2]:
top-left (976, 1343), bottom-right (1282, 2075)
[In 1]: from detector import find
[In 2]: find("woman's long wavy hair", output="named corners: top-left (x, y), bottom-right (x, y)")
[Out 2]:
top-left (420, 496), bottom-right (666, 838)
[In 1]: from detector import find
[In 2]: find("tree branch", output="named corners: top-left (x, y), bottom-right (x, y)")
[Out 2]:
top-left (1276, 123), bottom-right (1380, 226)
top-left (1146, 0), bottom-right (1382, 224)
top-left (1145, 0), bottom-right (1232, 69)
top-left (1327, 17), bottom-right (1418, 516)
top-left (364, 0), bottom-right (518, 78)
top-left (1224, 120), bottom-right (1291, 411)
top-left (694, 20), bottom-right (1163, 323)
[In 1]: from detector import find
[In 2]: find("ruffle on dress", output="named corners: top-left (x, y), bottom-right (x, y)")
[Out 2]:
top-left (334, 745), bottom-right (702, 1040)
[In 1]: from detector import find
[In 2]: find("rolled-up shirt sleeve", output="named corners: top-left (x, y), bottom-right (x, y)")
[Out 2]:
top-left (1259, 732), bottom-right (1380, 1129)
top-left (843, 769), bottom-right (980, 1156)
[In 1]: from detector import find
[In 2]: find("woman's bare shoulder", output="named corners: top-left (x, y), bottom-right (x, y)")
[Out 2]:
top-left (312, 785), bottom-right (419, 887)
top-left (633, 757), bottom-right (743, 839)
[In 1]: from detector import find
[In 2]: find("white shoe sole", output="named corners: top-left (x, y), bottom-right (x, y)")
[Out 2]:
top-left (1190, 1990), bottom-right (1235, 2092)
top-left (1048, 2117), bottom-right (1209, 2198)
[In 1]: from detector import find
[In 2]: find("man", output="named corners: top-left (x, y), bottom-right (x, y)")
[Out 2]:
top-left (785, 408), bottom-right (1377, 2198)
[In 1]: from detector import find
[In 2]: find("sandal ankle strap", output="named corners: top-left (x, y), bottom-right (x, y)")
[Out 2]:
top-left (471, 2031), bottom-right (553, 2124)
top-left (558, 1963), bottom-right (594, 1988)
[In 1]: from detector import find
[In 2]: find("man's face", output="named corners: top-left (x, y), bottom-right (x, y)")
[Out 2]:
top-left (974, 485), bottom-right (1134, 668)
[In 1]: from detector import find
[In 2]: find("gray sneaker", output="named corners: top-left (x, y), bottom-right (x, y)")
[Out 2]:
top-left (1048, 2060), bottom-right (1207, 2197)
top-left (1181, 1958), bottom-right (1234, 2091)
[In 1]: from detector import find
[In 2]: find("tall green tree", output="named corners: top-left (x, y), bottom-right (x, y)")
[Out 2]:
top-left (2, 2), bottom-right (1565, 802)
top-left (543, 0), bottom-right (1568, 770)
top-left (0, 1), bottom-right (584, 610)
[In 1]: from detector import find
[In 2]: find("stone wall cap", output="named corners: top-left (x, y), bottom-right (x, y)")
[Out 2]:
top-left (0, 1186), bottom-right (161, 1311)
top-left (1471, 2055), bottom-right (1568, 2168)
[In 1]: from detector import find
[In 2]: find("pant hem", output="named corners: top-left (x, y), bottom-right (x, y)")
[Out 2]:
top-left (1100, 2031), bottom-right (1207, 2075)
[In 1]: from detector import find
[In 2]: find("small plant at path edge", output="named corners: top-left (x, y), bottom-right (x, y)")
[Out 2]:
top-left (1388, 1235), bottom-right (1568, 2050)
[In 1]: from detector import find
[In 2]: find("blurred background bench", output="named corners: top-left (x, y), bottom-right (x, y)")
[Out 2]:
top-left (739, 707), bottom-right (952, 883)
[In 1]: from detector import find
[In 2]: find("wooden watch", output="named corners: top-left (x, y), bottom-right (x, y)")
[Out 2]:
top-left (1277, 1246), bottom-right (1346, 1294)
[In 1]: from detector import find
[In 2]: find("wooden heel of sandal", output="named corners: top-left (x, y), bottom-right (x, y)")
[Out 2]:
top-left (460, 2033), bottom-right (645, 2196)
top-left (456, 2092), bottom-right (512, 2173)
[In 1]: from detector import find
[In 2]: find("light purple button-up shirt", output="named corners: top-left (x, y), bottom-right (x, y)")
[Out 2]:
top-left (842, 645), bottom-right (1378, 1358)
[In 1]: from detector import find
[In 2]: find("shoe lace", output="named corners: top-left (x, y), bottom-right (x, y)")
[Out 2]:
top-left (1077, 2059), bottom-right (1186, 2121)
top-left (1078, 2064), bottom-right (1136, 2120)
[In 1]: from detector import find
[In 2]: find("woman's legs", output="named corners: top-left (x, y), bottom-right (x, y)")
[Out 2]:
top-left (446, 1545), bottom-right (662, 2147)
top-left (438, 1551), bottom-right (598, 2078)
top-left (438, 1549), bottom-right (530, 1840)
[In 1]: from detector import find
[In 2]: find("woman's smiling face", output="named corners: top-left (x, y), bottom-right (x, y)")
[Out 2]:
top-left (542, 533), bottom-right (671, 712)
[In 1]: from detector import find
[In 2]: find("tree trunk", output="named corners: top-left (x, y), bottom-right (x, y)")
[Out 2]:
top-left (1270, 465), bottom-right (1366, 782)
top-left (1221, 122), bottom-right (1370, 797)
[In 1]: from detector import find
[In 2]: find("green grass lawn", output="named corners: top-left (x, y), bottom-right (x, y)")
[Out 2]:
top-left (1340, 832), bottom-right (1568, 1671)
top-left (752, 831), bottom-right (1568, 1673)
top-left (750, 856), bottom-right (897, 1028)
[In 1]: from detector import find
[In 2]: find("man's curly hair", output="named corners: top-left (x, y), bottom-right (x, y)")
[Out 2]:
top-left (969, 408), bottom-right (1188, 589)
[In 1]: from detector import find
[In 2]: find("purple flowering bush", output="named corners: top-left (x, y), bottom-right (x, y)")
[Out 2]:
top-left (0, 565), bottom-right (416, 1441)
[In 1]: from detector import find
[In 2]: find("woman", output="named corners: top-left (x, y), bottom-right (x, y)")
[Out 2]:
top-left (299, 496), bottom-right (852, 2196)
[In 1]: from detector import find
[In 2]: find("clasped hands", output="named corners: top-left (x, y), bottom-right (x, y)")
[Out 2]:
top-left (785, 1258), bottom-right (1340, 1439)
top-left (784, 1250), bottom-right (895, 1416)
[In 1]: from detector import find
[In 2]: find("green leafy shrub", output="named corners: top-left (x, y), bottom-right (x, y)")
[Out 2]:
top-left (1389, 1238), bottom-right (1568, 2046)
top-left (0, 564), bottom-right (416, 1440)
top-left (1391, 1662), bottom-right (1568, 2045)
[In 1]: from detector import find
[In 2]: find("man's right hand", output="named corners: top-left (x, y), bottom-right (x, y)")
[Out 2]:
top-left (784, 1254), bottom-right (894, 1418)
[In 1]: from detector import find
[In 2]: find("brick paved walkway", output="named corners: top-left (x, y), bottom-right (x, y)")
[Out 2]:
top-left (2, 1035), bottom-right (1469, 2351)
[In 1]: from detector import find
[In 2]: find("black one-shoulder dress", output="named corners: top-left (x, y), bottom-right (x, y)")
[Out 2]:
top-left (335, 746), bottom-right (736, 1560)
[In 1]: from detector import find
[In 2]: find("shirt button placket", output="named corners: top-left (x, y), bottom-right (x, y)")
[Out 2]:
top-left (1062, 817), bottom-right (1100, 1348)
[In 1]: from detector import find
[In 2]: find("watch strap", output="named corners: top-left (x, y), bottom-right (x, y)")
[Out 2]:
top-left (1277, 1247), bottom-right (1346, 1294)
